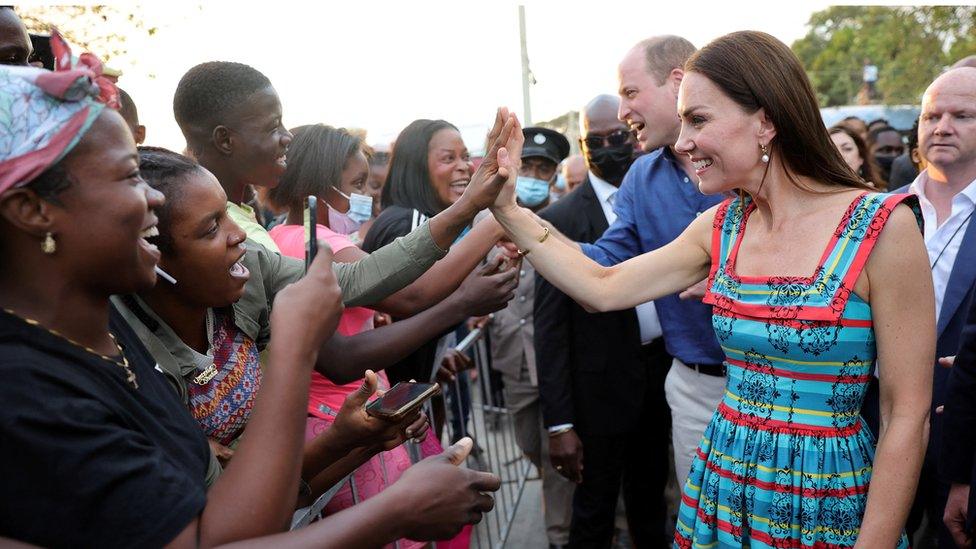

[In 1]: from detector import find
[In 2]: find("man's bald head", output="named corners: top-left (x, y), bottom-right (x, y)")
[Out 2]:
top-left (0, 7), bottom-right (32, 66)
top-left (919, 67), bottom-right (976, 181)
top-left (923, 67), bottom-right (976, 105)
top-left (581, 94), bottom-right (624, 136)
top-left (561, 154), bottom-right (586, 192)
top-left (951, 55), bottom-right (976, 70)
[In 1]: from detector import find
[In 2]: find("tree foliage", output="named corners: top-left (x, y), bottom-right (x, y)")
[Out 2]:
top-left (792, 6), bottom-right (976, 107)
top-left (15, 5), bottom-right (156, 63)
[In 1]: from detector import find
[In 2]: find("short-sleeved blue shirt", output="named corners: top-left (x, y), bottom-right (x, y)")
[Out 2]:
top-left (580, 147), bottom-right (726, 365)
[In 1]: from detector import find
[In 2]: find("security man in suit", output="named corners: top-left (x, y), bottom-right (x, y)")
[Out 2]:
top-left (534, 95), bottom-right (672, 548)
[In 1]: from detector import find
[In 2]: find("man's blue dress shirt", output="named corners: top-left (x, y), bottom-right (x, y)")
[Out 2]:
top-left (580, 147), bottom-right (726, 365)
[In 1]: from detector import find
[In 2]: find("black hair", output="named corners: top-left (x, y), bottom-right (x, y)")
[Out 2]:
top-left (267, 124), bottom-right (363, 210)
top-left (25, 161), bottom-right (73, 204)
top-left (867, 118), bottom-right (890, 129)
top-left (381, 119), bottom-right (459, 216)
top-left (137, 146), bottom-right (204, 254)
top-left (868, 125), bottom-right (900, 144)
top-left (172, 61), bottom-right (271, 150)
top-left (116, 87), bottom-right (139, 127)
top-left (907, 119), bottom-right (920, 151)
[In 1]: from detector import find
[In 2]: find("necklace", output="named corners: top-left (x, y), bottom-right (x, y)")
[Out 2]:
top-left (930, 209), bottom-right (975, 271)
top-left (192, 309), bottom-right (218, 385)
top-left (2, 308), bottom-right (139, 389)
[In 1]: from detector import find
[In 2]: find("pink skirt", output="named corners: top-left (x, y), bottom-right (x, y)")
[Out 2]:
top-left (305, 416), bottom-right (470, 549)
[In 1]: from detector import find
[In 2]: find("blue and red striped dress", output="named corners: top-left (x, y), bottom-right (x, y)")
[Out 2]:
top-left (674, 192), bottom-right (919, 548)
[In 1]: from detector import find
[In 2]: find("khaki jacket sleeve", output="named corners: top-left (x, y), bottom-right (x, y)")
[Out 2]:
top-left (329, 221), bottom-right (448, 307)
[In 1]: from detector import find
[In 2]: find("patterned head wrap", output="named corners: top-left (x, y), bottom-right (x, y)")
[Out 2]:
top-left (0, 31), bottom-right (118, 196)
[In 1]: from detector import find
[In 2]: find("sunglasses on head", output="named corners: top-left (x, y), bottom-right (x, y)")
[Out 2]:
top-left (583, 129), bottom-right (633, 150)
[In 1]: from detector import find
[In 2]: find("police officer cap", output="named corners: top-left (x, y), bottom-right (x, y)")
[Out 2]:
top-left (521, 127), bottom-right (570, 166)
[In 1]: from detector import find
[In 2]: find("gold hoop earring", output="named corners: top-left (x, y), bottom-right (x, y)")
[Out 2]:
top-left (41, 232), bottom-right (56, 254)
top-left (760, 143), bottom-right (770, 164)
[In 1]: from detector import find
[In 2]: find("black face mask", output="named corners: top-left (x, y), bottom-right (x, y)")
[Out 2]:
top-left (875, 156), bottom-right (895, 181)
top-left (586, 144), bottom-right (635, 186)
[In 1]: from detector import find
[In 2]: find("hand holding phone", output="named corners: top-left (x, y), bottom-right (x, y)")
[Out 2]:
top-left (305, 196), bottom-right (318, 273)
top-left (366, 382), bottom-right (440, 422)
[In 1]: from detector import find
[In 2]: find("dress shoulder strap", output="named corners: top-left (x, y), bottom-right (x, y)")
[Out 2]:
top-left (703, 196), bottom-right (748, 305)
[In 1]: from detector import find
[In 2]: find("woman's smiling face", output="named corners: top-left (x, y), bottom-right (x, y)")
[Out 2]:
top-left (426, 128), bottom-right (472, 208)
top-left (156, 168), bottom-right (251, 308)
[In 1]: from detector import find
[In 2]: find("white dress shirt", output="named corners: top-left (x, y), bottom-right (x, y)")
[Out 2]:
top-left (589, 172), bottom-right (663, 343)
top-left (908, 171), bottom-right (976, 321)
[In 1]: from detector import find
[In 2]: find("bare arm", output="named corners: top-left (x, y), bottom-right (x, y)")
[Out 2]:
top-left (166, 250), bottom-right (345, 547)
top-left (314, 259), bottom-right (518, 384)
top-left (856, 205), bottom-right (934, 547)
top-left (489, 202), bottom-right (715, 312)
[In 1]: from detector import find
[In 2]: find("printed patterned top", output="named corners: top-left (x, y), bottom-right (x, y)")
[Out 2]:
top-left (674, 192), bottom-right (920, 549)
top-left (187, 308), bottom-right (262, 446)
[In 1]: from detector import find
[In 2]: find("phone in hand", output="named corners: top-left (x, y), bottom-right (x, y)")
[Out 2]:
top-left (366, 382), bottom-right (440, 422)
top-left (305, 195), bottom-right (317, 273)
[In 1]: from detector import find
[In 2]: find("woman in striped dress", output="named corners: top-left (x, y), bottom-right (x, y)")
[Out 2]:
top-left (487, 31), bottom-right (933, 547)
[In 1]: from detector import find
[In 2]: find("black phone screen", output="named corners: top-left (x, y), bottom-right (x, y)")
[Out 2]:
top-left (369, 382), bottom-right (436, 416)
top-left (305, 196), bottom-right (317, 272)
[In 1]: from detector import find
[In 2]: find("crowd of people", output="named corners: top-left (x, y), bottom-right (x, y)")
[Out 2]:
top-left (2, 5), bottom-right (976, 549)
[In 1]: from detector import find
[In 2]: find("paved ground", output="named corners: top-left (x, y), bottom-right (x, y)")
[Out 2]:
top-left (503, 476), bottom-right (548, 547)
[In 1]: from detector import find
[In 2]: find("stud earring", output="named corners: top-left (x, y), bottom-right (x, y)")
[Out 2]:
top-left (41, 232), bottom-right (56, 254)
top-left (760, 143), bottom-right (770, 164)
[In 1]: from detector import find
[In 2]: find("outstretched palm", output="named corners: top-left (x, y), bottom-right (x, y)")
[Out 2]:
top-left (462, 108), bottom-right (523, 211)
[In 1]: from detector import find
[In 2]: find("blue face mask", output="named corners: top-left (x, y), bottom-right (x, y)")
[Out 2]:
top-left (328, 187), bottom-right (374, 234)
top-left (516, 176), bottom-right (551, 207)
top-left (554, 173), bottom-right (567, 191)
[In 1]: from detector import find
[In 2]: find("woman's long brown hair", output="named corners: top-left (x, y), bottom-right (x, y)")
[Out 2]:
top-left (685, 31), bottom-right (873, 193)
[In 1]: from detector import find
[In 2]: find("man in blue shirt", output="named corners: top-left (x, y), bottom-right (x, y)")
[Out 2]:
top-left (580, 35), bottom-right (727, 489)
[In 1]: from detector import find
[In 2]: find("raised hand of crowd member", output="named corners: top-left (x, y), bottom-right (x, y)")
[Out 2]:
top-left (314, 241), bottom-right (518, 384)
top-left (173, 63), bottom-right (512, 319)
top-left (437, 349), bottom-right (473, 383)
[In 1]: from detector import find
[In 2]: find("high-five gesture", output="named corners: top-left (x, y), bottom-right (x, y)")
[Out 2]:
top-left (459, 108), bottom-right (522, 212)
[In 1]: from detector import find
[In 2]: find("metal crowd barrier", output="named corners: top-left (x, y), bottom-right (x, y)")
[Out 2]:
top-left (430, 327), bottom-right (533, 549)
top-left (291, 327), bottom-right (532, 549)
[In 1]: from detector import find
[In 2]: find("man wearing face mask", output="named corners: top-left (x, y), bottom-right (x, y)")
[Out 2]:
top-left (486, 126), bottom-right (575, 549)
top-left (535, 95), bottom-right (672, 547)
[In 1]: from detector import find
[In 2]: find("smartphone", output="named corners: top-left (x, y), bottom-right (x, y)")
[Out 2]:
top-left (366, 382), bottom-right (440, 422)
top-left (29, 34), bottom-right (54, 70)
top-left (305, 196), bottom-right (317, 273)
top-left (454, 328), bottom-right (482, 354)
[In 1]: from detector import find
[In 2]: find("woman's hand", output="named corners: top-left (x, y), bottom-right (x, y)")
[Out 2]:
top-left (270, 243), bottom-right (344, 362)
top-left (461, 108), bottom-right (522, 213)
top-left (329, 371), bottom-right (430, 453)
top-left (386, 438), bottom-right (500, 541)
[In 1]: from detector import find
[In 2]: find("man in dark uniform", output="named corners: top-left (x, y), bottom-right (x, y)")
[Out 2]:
top-left (487, 126), bottom-right (575, 548)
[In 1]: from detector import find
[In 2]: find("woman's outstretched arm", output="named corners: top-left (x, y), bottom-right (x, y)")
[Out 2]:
top-left (489, 199), bottom-right (716, 313)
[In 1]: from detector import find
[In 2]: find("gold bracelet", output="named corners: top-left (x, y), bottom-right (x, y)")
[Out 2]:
top-left (517, 227), bottom-right (551, 257)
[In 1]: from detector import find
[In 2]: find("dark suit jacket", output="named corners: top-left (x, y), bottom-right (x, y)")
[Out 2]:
top-left (864, 186), bottom-right (976, 492)
top-left (533, 178), bottom-right (650, 437)
top-left (940, 289), bottom-right (976, 529)
top-left (891, 185), bottom-right (976, 470)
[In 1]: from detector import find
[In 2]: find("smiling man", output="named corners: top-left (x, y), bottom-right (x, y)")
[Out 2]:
top-left (574, 36), bottom-right (728, 498)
